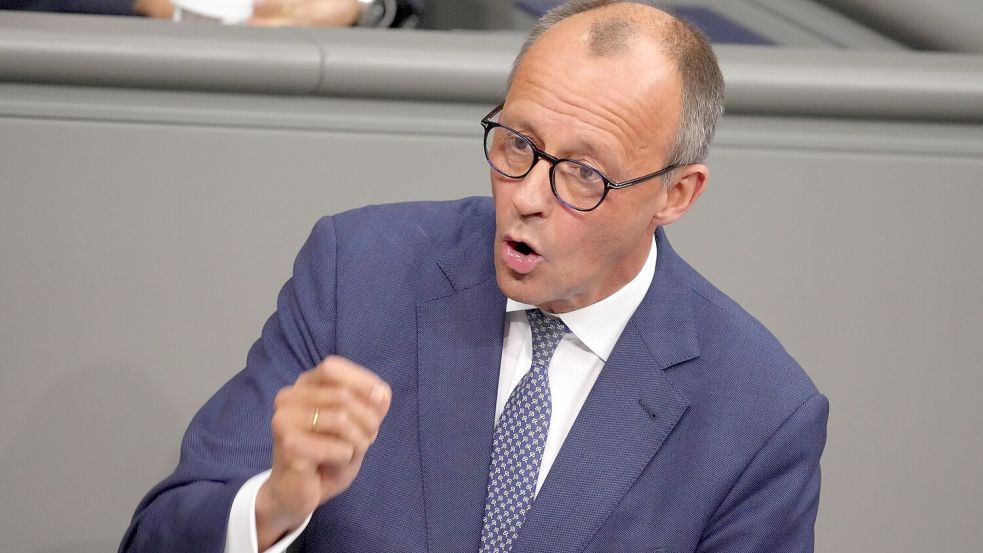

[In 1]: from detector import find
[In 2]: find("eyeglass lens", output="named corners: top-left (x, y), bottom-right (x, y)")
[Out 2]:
top-left (484, 125), bottom-right (606, 210)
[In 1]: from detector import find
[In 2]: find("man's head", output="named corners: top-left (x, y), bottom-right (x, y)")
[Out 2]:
top-left (491, 0), bottom-right (724, 314)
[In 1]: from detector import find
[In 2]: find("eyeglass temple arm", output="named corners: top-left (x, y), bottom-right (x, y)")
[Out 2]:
top-left (481, 103), bottom-right (505, 124)
top-left (607, 163), bottom-right (680, 189)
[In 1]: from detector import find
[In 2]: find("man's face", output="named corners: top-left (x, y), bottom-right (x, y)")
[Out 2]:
top-left (492, 17), bottom-right (685, 313)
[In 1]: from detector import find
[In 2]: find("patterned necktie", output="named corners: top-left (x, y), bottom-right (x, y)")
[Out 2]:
top-left (479, 309), bottom-right (570, 553)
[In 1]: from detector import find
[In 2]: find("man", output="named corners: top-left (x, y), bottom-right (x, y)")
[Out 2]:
top-left (121, 1), bottom-right (828, 552)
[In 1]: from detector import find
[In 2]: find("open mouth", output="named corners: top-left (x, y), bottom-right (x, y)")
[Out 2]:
top-left (502, 237), bottom-right (543, 275)
top-left (509, 239), bottom-right (536, 256)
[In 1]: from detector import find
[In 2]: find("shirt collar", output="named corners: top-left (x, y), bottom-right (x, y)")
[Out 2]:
top-left (505, 235), bottom-right (658, 362)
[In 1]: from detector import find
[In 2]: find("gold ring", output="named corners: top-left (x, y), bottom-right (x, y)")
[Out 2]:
top-left (310, 406), bottom-right (320, 431)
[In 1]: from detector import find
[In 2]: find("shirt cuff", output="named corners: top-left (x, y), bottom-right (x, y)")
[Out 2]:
top-left (224, 469), bottom-right (314, 553)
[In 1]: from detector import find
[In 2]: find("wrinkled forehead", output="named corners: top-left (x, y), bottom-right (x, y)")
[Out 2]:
top-left (505, 18), bottom-right (682, 170)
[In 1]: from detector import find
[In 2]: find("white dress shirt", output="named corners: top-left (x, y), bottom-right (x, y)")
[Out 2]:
top-left (225, 236), bottom-right (658, 553)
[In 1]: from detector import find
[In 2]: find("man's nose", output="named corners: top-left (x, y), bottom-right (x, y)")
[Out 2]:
top-left (512, 158), bottom-right (554, 216)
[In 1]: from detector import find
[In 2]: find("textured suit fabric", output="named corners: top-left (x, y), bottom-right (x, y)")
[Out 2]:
top-left (120, 196), bottom-right (828, 553)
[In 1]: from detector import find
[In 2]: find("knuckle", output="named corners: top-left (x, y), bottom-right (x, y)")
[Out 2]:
top-left (280, 435), bottom-right (303, 457)
top-left (318, 356), bottom-right (339, 373)
top-left (324, 441), bottom-right (352, 463)
top-left (338, 442), bottom-right (356, 461)
top-left (274, 387), bottom-right (292, 408)
top-left (270, 411), bottom-right (288, 436)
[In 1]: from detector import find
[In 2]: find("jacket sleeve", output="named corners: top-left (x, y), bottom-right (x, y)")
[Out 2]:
top-left (118, 216), bottom-right (340, 553)
top-left (697, 393), bottom-right (830, 553)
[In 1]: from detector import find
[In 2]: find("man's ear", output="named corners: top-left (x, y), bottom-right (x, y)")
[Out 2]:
top-left (653, 163), bottom-right (708, 226)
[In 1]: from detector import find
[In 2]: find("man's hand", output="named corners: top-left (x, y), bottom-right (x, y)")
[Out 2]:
top-left (255, 356), bottom-right (391, 550)
top-left (249, 0), bottom-right (361, 27)
top-left (133, 0), bottom-right (174, 18)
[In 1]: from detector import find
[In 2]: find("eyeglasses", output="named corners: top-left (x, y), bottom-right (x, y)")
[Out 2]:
top-left (480, 103), bottom-right (678, 212)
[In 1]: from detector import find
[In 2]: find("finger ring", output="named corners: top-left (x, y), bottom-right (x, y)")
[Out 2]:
top-left (310, 406), bottom-right (320, 431)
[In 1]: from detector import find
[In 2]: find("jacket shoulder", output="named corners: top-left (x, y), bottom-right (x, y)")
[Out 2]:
top-left (302, 197), bottom-right (494, 298)
top-left (672, 253), bottom-right (821, 420)
top-left (327, 196), bottom-right (493, 245)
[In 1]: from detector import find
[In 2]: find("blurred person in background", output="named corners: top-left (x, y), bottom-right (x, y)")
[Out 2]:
top-left (0, 0), bottom-right (422, 27)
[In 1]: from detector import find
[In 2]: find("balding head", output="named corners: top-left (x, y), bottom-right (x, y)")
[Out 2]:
top-left (586, 14), bottom-right (636, 56)
top-left (508, 0), bottom-right (724, 168)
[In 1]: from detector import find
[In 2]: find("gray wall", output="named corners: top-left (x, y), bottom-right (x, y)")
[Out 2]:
top-left (816, 0), bottom-right (983, 52)
top-left (1, 13), bottom-right (982, 553)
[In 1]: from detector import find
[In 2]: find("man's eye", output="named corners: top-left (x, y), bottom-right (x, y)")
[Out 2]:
top-left (575, 164), bottom-right (602, 183)
top-left (509, 136), bottom-right (529, 151)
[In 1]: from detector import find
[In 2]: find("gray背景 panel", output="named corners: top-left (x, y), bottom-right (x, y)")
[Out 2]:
top-left (1, 85), bottom-right (982, 553)
top-left (815, 0), bottom-right (983, 52)
top-left (0, 13), bottom-right (322, 94)
top-left (2, 13), bottom-right (982, 121)
top-left (742, 0), bottom-right (902, 49)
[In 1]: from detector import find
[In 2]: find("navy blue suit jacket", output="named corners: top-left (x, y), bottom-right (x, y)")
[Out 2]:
top-left (121, 197), bottom-right (828, 553)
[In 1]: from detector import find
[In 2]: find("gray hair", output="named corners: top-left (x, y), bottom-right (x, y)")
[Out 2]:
top-left (508, 0), bottom-right (725, 173)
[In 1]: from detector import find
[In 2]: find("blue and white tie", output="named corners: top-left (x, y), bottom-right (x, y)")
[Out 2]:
top-left (479, 309), bottom-right (570, 553)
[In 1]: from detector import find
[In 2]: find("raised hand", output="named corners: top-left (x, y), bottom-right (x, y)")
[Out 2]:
top-left (255, 356), bottom-right (391, 549)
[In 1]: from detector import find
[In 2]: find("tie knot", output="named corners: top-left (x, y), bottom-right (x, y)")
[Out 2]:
top-left (526, 309), bottom-right (570, 366)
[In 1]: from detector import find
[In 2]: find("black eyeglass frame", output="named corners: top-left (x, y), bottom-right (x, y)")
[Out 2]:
top-left (480, 103), bottom-right (680, 212)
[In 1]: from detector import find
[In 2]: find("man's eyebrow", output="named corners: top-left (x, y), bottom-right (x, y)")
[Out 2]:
top-left (501, 115), bottom-right (616, 169)
top-left (565, 140), bottom-right (609, 165)
top-left (499, 113), bottom-right (539, 141)
top-left (554, 138), bottom-right (620, 174)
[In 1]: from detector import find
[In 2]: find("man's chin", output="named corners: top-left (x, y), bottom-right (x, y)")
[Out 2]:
top-left (494, 266), bottom-right (541, 305)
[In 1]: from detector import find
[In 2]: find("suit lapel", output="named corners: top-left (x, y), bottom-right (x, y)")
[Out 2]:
top-left (417, 221), bottom-right (701, 553)
top-left (417, 213), bottom-right (505, 553)
top-left (513, 227), bottom-right (699, 553)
